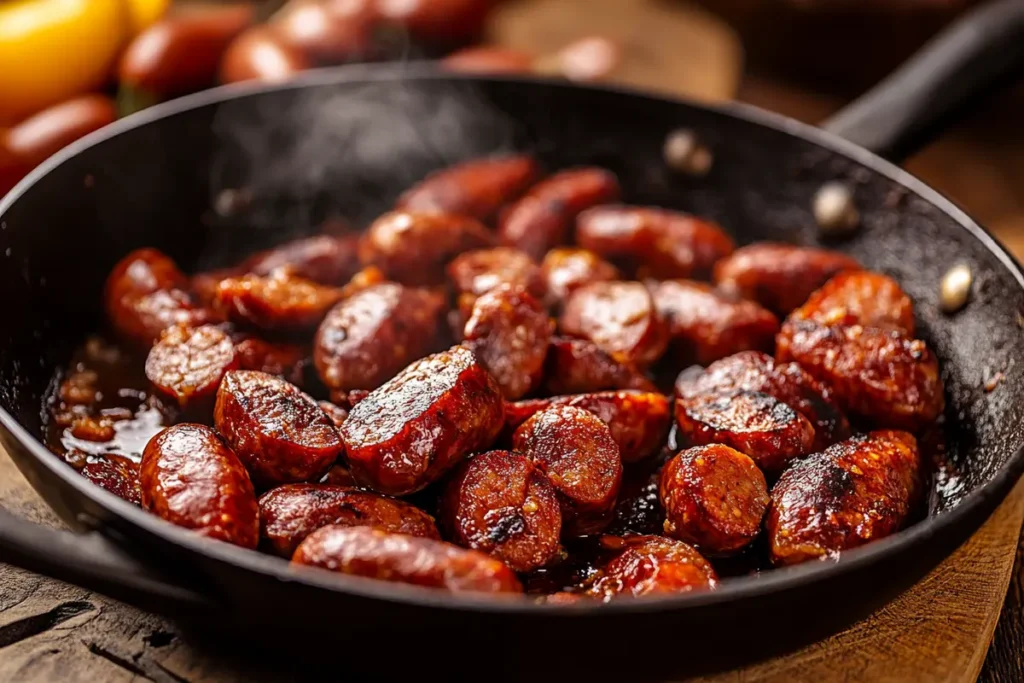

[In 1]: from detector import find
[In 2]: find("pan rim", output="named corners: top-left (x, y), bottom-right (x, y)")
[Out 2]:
top-left (2, 63), bottom-right (1023, 616)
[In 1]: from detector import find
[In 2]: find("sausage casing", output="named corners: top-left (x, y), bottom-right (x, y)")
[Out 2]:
top-left (397, 155), bottom-right (539, 222)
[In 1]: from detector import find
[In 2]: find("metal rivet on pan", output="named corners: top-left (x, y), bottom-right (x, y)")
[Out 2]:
top-left (663, 129), bottom-right (713, 177)
top-left (940, 263), bottom-right (972, 314)
top-left (813, 182), bottom-right (860, 235)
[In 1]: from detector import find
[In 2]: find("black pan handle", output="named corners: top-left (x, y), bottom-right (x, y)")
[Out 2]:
top-left (0, 506), bottom-right (215, 616)
top-left (822, 0), bottom-right (1024, 162)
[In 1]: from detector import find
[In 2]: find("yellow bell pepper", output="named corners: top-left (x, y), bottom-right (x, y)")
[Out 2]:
top-left (125, 0), bottom-right (170, 36)
top-left (0, 0), bottom-right (130, 125)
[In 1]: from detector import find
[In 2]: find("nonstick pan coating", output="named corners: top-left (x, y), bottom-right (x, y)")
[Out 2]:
top-left (2, 5), bottom-right (1024, 676)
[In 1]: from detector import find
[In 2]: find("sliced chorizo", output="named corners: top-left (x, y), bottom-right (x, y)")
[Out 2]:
top-left (766, 430), bottom-right (921, 566)
top-left (259, 483), bottom-right (440, 557)
top-left (713, 243), bottom-right (861, 315)
top-left (397, 154), bottom-right (540, 222)
top-left (318, 401), bottom-right (349, 428)
top-left (650, 280), bottom-right (779, 366)
top-left (776, 320), bottom-right (944, 430)
top-left (81, 454), bottom-right (142, 506)
top-left (292, 526), bottom-right (522, 594)
top-left (659, 444), bottom-right (769, 555)
top-left (233, 336), bottom-right (307, 385)
top-left (359, 210), bottom-right (494, 286)
top-left (542, 336), bottom-right (655, 394)
top-left (576, 205), bottom-right (734, 279)
top-left (674, 390), bottom-right (815, 473)
top-left (140, 423), bottom-right (259, 547)
top-left (339, 346), bottom-right (505, 495)
top-left (540, 247), bottom-right (621, 306)
top-left (314, 283), bottom-right (443, 393)
top-left (145, 324), bottom-right (239, 410)
top-left (241, 234), bottom-right (361, 285)
top-left (788, 270), bottom-right (915, 335)
top-left (105, 248), bottom-right (216, 347)
top-left (447, 247), bottom-right (546, 301)
top-left (499, 167), bottom-right (620, 259)
top-left (512, 406), bottom-right (623, 535)
top-left (676, 351), bottom-right (850, 451)
top-left (214, 370), bottom-right (344, 488)
top-left (586, 535), bottom-right (717, 600)
top-left (440, 450), bottom-right (562, 572)
top-left (559, 281), bottom-right (668, 368)
top-left (462, 284), bottom-right (552, 400)
top-left (507, 390), bottom-right (671, 464)
top-left (212, 269), bottom-right (344, 332)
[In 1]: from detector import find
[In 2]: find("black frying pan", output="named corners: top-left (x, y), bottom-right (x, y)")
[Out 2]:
top-left (1, 1), bottom-right (1024, 679)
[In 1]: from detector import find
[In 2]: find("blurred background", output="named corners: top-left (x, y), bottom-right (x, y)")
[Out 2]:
top-left (0, 0), bottom-right (1021, 251)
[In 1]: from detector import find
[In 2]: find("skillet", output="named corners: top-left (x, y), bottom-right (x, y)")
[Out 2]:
top-left (1, 0), bottom-right (1024, 678)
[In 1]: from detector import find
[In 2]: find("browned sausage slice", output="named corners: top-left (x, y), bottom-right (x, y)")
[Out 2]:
top-left (659, 444), bottom-right (769, 555)
top-left (212, 270), bottom-right (344, 332)
top-left (140, 423), bottom-right (259, 547)
top-left (462, 284), bottom-right (552, 400)
top-left (440, 450), bottom-right (562, 572)
top-left (339, 346), bottom-right (505, 495)
top-left (586, 536), bottom-right (717, 600)
top-left (314, 283), bottom-right (443, 393)
top-left (713, 243), bottom-right (861, 315)
top-left (359, 211), bottom-right (495, 286)
top-left (542, 337), bottom-right (655, 394)
top-left (499, 168), bottom-right (620, 259)
top-left (766, 430), bottom-right (921, 565)
top-left (292, 526), bottom-right (523, 594)
top-left (512, 406), bottom-right (623, 535)
top-left (233, 336), bottom-right (307, 385)
top-left (576, 205), bottom-right (734, 279)
top-left (447, 247), bottom-right (546, 303)
top-left (259, 483), bottom-right (440, 557)
top-left (650, 280), bottom-right (779, 366)
top-left (540, 247), bottom-right (621, 306)
top-left (145, 324), bottom-right (239, 410)
top-left (241, 234), bottom-right (361, 285)
top-left (214, 370), bottom-right (344, 487)
top-left (397, 155), bottom-right (540, 222)
top-left (81, 454), bottom-right (142, 505)
top-left (318, 401), bottom-right (349, 428)
top-left (788, 270), bottom-right (915, 335)
top-left (506, 390), bottom-right (671, 463)
top-left (559, 281), bottom-right (668, 368)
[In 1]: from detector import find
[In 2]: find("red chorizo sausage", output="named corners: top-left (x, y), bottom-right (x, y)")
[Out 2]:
top-left (586, 535), bottom-right (717, 600)
top-left (540, 247), bottom-right (621, 306)
top-left (145, 324), bottom-right (239, 410)
top-left (233, 336), bottom-right (307, 385)
top-left (447, 247), bottom-right (546, 303)
top-left (212, 270), bottom-right (344, 332)
top-left (559, 281), bottom-right (668, 368)
top-left (440, 450), bottom-right (562, 572)
top-left (81, 454), bottom-right (142, 506)
top-left (339, 346), bottom-right (505, 495)
top-left (259, 483), bottom-right (440, 557)
top-left (397, 155), bottom-right (540, 222)
top-left (542, 337), bottom-right (656, 394)
top-left (240, 234), bottom-right (361, 285)
top-left (788, 270), bottom-right (915, 335)
top-left (140, 423), bottom-right (259, 547)
top-left (292, 526), bottom-right (522, 594)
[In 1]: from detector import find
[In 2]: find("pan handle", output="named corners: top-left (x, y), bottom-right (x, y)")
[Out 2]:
top-left (0, 506), bottom-right (216, 616)
top-left (822, 0), bottom-right (1024, 162)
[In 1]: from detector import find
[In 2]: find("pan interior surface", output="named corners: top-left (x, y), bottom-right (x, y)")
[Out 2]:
top-left (1, 72), bottom-right (1023, 601)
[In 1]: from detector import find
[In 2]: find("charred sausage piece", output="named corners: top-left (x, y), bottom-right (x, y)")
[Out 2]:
top-left (339, 346), bottom-right (505, 495)
top-left (338, 265), bottom-right (387, 300)
top-left (241, 234), bottom-right (361, 285)
top-left (105, 248), bottom-right (216, 347)
top-left (587, 535), bottom-right (717, 600)
top-left (651, 280), bottom-right (779, 366)
top-left (440, 450), bottom-right (562, 572)
top-left (560, 281), bottom-right (669, 368)
top-left (788, 271), bottom-right (915, 336)
top-left (145, 324), bottom-right (239, 410)
top-left (576, 206), bottom-right (734, 279)
top-left (448, 247), bottom-right (546, 302)
top-left (233, 337), bottom-right (307, 385)
top-left (462, 284), bottom-right (553, 400)
top-left (540, 247), bottom-right (621, 306)
top-left (397, 155), bottom-right (540, 222)
top-left (499, 168), bottom-right (620, 259)
top-left (214, 370), bottom-right (344, 487)
top-left (259, 483), bottom-right (440, 557)
top-left (659, 444), bottom-right (769, 555)
top-left (292, 526), bottom-right (523, 594)
top-left (314, 283), bottom-right (444, 393)
top-left (542, 337), bottom-right (656, 394)
top-left (140, 423), bottom-right (259, 547)
top-left (766, 430), bottom-right (921, 565)
top-left (512, 406), bottom-right (623, 535)
top-left (713, 243), bottom-right (861, 315)
top-left (776, 321), bottom-right (944, 430)
top-left (507, 391), bottom-right (671, 464)
top-left (359, 211), bottom-right (495, 286)
top-left (676, 351), bottom-right (850, 451)
top-left (675, 390), bottom-right (815, 473)
top-left (81, 454), bottom-right (142, 505)
top-left (318, 401), bottom-right (349, 428)
top-left (212, 270), bottom-right (344, 332)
